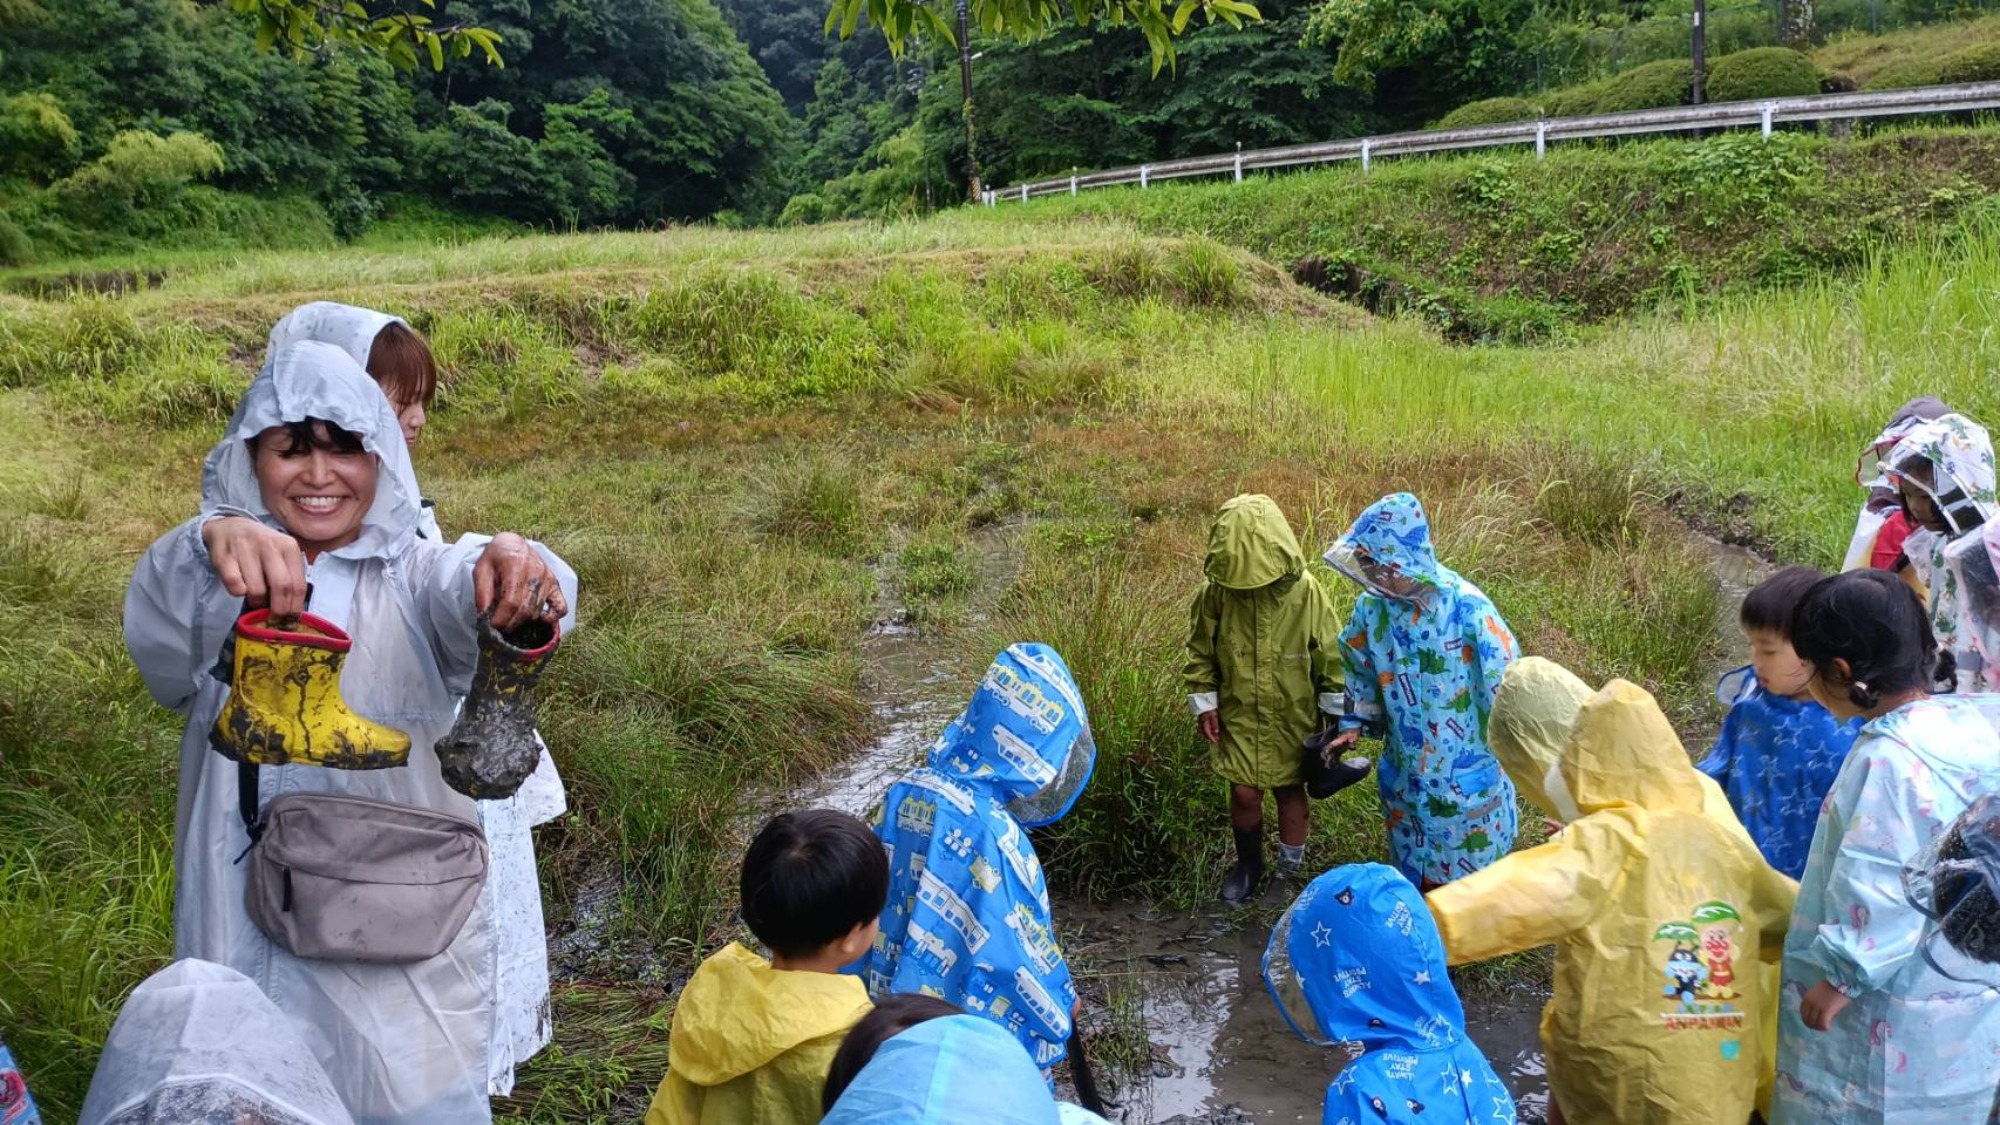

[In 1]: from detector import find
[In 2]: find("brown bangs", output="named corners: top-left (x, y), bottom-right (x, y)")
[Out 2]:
top-left (366, 322), bottom-right (438, 409)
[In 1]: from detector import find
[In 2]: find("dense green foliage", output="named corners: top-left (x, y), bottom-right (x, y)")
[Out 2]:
top-left (0, 0), bottom-right (797, 261)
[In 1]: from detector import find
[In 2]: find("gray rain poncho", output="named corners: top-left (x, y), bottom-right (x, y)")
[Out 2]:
top-left (237, 302), bottom-right (565, 1094)
top-left (124, 341), bottom-right (577, 1125)
top-left (80, 959), bottom-right (357, 1125)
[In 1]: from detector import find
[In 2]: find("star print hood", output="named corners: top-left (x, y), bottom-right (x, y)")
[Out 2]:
top-left (1265, 864), bottom-right (1464, 1051)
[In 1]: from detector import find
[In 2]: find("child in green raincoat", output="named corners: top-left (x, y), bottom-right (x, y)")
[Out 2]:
top-left (1183, 494), bottom-right (1350, 904)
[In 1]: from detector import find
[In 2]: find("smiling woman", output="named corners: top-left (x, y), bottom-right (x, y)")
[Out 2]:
top-left (120, 340), bottom-right (578, 1125)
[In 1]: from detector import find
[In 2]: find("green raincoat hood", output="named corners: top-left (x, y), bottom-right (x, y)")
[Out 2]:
top-left (1203, 494), bottom-right (1307, 591)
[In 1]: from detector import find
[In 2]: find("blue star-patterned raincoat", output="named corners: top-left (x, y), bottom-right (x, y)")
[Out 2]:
top-left (1327, 494), bottom-right (1519, 886)
top-left (1264, 863), bottom-right (1517, 1125)
top-left (1700, 666), bottom-right (1862, 880)
top-left (861, 644), bottom-right (1095, 1075)
top-left (1772, 694), bottom-right (2000, 1125)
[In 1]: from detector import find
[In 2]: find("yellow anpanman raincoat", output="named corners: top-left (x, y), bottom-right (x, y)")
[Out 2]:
top-left (645, 942), bottom-right (872, 1125)
top-left (1428, 680), bottom-right (1798, 1125)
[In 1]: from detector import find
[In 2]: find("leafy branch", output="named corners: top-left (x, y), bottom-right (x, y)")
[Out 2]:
top-left (224, 0), bottom-right (504, 71)
top-left (824, 0), bottom-right (1263, 74)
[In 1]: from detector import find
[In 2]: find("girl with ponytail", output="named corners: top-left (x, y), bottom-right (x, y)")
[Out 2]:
top-left (1772, 569), bottom-right (2000, 1124)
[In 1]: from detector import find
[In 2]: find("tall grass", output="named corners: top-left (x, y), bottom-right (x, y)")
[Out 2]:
top-left (0, 204), bottom-right (1993, 1116)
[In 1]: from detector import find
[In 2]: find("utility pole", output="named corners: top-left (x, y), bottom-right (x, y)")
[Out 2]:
top-left (957, 0), bottom-right (982, 202)
top-left (1691, 0), bottom-right (1707, 104)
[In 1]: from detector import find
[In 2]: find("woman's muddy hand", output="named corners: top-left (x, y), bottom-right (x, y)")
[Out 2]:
top-left (204, 516), bottom-right (308, 618)
top-left (474, 533), bottom-right (567, 631)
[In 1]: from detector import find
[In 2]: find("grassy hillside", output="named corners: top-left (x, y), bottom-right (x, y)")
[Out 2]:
top-left (4, 213), bottom-right (1998, 1118)
top-left (964, 126), bottom-right (2000, 340)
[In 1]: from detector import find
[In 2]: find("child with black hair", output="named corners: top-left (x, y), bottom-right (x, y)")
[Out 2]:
top-left (645, 809), bottom-right (887, 1125)
top-left (1700, 565), bottom-right (1863, 879)
top-left (1772, 570), bottom-right (2000, 1125)
top-left (822, 995), bottom-right (966, 1113)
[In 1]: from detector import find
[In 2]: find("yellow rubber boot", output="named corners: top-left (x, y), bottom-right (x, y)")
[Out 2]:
top-left (210, 609), bottom-right (411, 769)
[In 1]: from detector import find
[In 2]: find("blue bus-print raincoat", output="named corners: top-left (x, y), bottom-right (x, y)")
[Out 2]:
top-left (861, 644), bottom-right (1095, 1075)
top-left (1700, 666), bottom-right (1862, 880)
top-left (1264, 863), bottom-right (1517, 1125)
top-left (1327, 494), bottom-right (1520, 886)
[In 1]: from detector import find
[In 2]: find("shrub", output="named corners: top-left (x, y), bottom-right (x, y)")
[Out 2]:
top-left (56, 131), bottom-right (225, 223)
top-left (1593, 59), bottom-right (1694, 114)
top-left (1862, 57), bottom-right (1945, 90)
top-left (0, 219), bottom-right (31, 268)
top-left (1938, 42), bottom-right (2000, 84)
top-left (1436, 97), bottom-right (1541, 129)
top-left (1542, 78), bottom-right (1613, 118)
top-left (778, 192), bottom-right (830, 226)
top-left (1706, 47), bottom-right (1822, 103)
top-left (0, 94), bottom-right (80, 185)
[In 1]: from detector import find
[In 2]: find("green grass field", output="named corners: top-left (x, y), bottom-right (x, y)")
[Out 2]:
top-left (3, 162), bottom-right (1997, 1119)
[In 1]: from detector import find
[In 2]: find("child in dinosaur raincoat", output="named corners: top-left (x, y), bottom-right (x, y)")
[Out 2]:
top-left (1184, 494), bottom-right (1347, 903)
top-left (1427, 679), bottom-right (1798, 1125)
top-left (1322, 493), bottom-right (1517, 887)
top-left (1882, 412), bottom-right (1998, 692)
top-left (1264, 863), bottom-right (1517, 1125)
top-left (861, 643), bottom-right (1095, 1076)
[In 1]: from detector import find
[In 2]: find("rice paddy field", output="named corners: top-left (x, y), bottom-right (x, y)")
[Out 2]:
top-left (4, 132), bottom-right (2000, 1120)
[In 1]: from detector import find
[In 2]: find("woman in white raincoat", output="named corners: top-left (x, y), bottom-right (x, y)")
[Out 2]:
top-left (247, 301), bottom-right (567, 1094)
top-left (125, 341), bottom-right (576, 1125)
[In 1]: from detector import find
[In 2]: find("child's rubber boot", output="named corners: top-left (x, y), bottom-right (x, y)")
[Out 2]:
top-left (210, 609), bottom-right (411, 769)
top-left (1220, 825), bottom-right (1265, 906)
top-left (437, 615), bottom-right (560, 800)
top-left (1302, 726), bottom-right (1375, 800)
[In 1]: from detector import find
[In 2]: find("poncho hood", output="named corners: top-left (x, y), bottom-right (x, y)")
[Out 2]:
top-left (925, 643), bottom-right (1094, 828)
top-left (666, 942), bottom-right (872, 1087)
top-left (1203, 494), bottom-right (1307, 591)
top-left (267, 300), bottom-right (406, 371)
top-left (1264, 864), bottom-right (1464, 1051)
top-left (1884, 413), bottom-right (1998, 538)
top-left (1562, 679), bottom-right (1705, 816)
top-left (1325, 493), bottom-right (1443, 601)
top-left (199, 340), bottom-right (422, 561)
top-left (1489, 657), bottom-right (1589, 822)
top-left (821, 1015), bottom-right (1064, 1125)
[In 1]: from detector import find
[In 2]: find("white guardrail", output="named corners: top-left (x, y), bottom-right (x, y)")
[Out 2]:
top-left (984, 81), bottom-right (2000, 204)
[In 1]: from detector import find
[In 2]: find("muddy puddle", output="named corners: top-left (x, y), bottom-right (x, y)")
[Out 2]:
top-left (780, 528), bottom-right (1561, 1124)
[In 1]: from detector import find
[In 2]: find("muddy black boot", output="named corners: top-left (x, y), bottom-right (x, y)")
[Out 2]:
top-left (437, 614), bottom-right (560, 800)
top-left (1303, 727), bottom-right (1375, 800)
top-left (1221, 825), bottom-right (1265, 906)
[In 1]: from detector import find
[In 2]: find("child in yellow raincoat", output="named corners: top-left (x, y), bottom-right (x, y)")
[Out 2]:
top-left (645, 810), bottom-right (884, 1125)
top-left (1427, 679), bottom-right (1798, 1125)
top-left (1183, 494), bottom-right (1349, 904)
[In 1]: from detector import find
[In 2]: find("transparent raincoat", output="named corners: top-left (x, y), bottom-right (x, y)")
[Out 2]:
top-left (225, 302), bottom-right (566, 1094)
top-left (1772, 694), bottom-right (2000, 1125)
top-left (860, 644), bottom-right (1094, 1074)
top-left (124, 342), bottom-right (577, 1125)
top-left (80, 959), bottom-right (356, 1125)
top-left (1882, 413), bottom-right (1997, 692)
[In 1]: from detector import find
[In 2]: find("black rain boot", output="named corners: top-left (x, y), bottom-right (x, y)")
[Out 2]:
top-left (437, 614), bottom-right (560, 800)
top-left (1221, 825), bottom-right (1265, 906)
